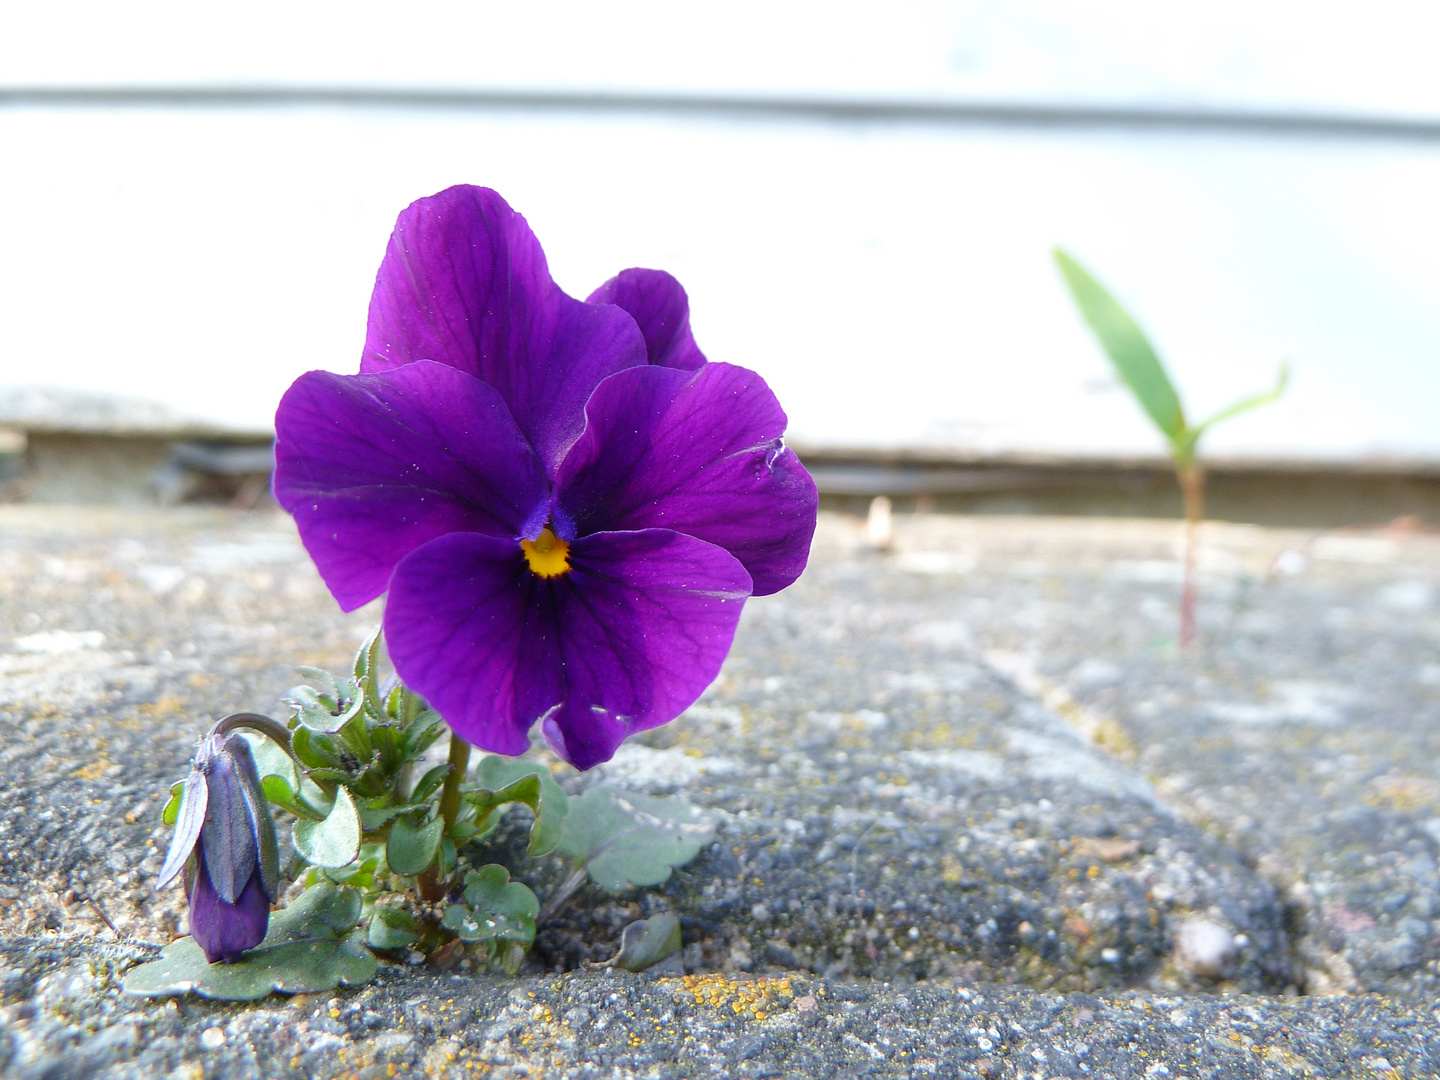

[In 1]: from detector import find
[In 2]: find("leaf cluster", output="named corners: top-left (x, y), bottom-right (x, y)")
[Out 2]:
top-left (147, 628), bottom-right (719, 998)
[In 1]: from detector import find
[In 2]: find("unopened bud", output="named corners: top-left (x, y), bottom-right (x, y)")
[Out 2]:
top-left (157, 714), bottom-right (285, 963)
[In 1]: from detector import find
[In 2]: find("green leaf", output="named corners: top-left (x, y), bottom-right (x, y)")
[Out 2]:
top-left (290, 727), bottom-right (341, 770)
top-left (356, 801), bottom-right (419, 832)
top-left (293, 665), bottom-right (339, 697)
top-left (242, 731), bottom-right (298, 790)
top-left (401, 708), bottom-right (446, 758)
top-left (304, 766), bottom-right (367, 786)
top-left (446, 801), bottom-right (484, 842)
top-left (122, 884), bottom-right (372, 1001)
top-left (366, 903), bottom-right (422, 951)
top-left (441, 865), bottom-right (539, 951)
top-left (1054, 248), bottom-right (1186, 441)
top-left (286, 880), bottom-right (365, 935)
top-left (386, 813), bottom-right (444, 877)
top-left (1192, 359), bottom-right (1290, 442)
top-left (322, 852), bottom-right (379, 885)
top-left (286, 683), bottom-right (365, 735)
top-left (292, 786), bottom-right (361, 869)
top-left (556, 786), bottom-right (715, 892)
top-left (613, 912), bottom-right (683, 973)
top-left (352, 625), bottom-right (385, 719)
top-left (471, 756), bottom-right (570, 856)
top-left (160, 780), bottom-right (184, 826)
top-left (440, 838), bottom-right (457, 876)
top-left (464, 774), bottom-right (537, 814)
top-left (261, 774), bottom-right (323, 821)
top-left (408, 763), bottom-right (451, 805)
top-left (353, 625), bottom-right (382, 683)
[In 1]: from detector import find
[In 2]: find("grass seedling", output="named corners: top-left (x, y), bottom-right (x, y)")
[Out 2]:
top-left (1053, 248), bottom-right (1288, 648)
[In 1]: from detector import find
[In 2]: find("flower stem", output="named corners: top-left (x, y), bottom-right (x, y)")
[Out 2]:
top-left (438, 730), bottom-right (471, 833)
top-left (1178, 464), bottom-right (1205, 650)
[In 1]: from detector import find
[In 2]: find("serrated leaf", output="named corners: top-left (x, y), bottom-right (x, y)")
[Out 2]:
top-left (122, 883), bottom-right (371, 1000)
top-left (613, 912), bottom-right (683, 973)
top-left (557, 787), bottom-right (714, 892)
top-left (401, 708), bottom-right (446, 758)
top-left (352, 626), bottom-right (386, 723)
top-left (292, 786), bottom-right (360, 869)
top-left (472, 756), bottom-right (569, 856)
top-left (1054, 248), bottom-right (1186, 442)
top-left (383, 681), bottom-right (403, 718)
top-left (353, 625), bottom-right (382, 686)
top-left (386, 813), bottom-right (444, 877)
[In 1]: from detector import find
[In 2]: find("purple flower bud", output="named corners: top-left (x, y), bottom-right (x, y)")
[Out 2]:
top-left (158, 720), bottom-right (282, 963)
top-left (188, 845), bottom-right (272, 964)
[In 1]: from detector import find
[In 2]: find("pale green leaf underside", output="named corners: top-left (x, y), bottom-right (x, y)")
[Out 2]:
top-left (292, 786), bottom-right (361, 869)
top-left (557, 786), bottom-right (715, 892)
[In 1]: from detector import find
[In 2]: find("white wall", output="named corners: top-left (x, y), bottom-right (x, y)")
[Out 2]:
top-left (2, 2), bottom-right (1437, 461)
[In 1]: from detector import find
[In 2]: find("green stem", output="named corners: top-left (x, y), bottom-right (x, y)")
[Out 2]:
top-left (438, 730), bottom-right (471, 832)
top-left (1178, 464), bottom-right (1205, 650)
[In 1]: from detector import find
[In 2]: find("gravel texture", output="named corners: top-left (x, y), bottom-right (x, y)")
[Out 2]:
top-left (2, 506), bottom-right (1439, 1076)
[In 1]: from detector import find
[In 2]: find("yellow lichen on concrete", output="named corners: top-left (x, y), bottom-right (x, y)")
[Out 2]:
top-left (71, 759), bottom-right (111, 780)
top-left (663, 974), bottom-right (796, 1020)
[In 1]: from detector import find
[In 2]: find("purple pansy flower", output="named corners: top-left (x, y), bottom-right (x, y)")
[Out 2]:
top-left (274, 186), bottom-right (816, 769)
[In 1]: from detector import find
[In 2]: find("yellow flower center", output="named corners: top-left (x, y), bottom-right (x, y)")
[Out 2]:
top-left (520, 527), bottom-right (571, 578)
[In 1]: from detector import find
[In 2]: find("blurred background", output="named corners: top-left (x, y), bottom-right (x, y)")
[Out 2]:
top-left (1, 0), bottom-right (1437, 522)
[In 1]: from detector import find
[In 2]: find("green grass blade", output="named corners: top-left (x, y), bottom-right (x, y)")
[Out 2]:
top-left (1192, 359), bottom-right (1290, 439)
top-left (1053, 248), bottom-right (1186, 441)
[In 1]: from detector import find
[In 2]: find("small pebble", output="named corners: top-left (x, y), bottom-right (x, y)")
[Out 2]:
top-left (1174, 918), bottom-right (1236, 978)
top-left (199, 1027), bottom-right (225, 1050)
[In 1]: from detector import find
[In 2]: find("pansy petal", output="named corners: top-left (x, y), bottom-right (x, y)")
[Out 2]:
top-left (556, 363), bottom-right (818, 596)
top-left (587, 268), bottom-right (706, 370)
top-left (189, 851), bottom-right (270, 964)
top-left (273, 361), bottom-right (548, 612)
top-left (199, 742), bottom-right (258, 906)
top-left (156, 766), bottom-right (208, 891)
top-left (384, 529), bottom-right (751, 770)
top-left (362, 185), bottom-right (646, 467)
top-left (381, 533), bottom-right (537, 758)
